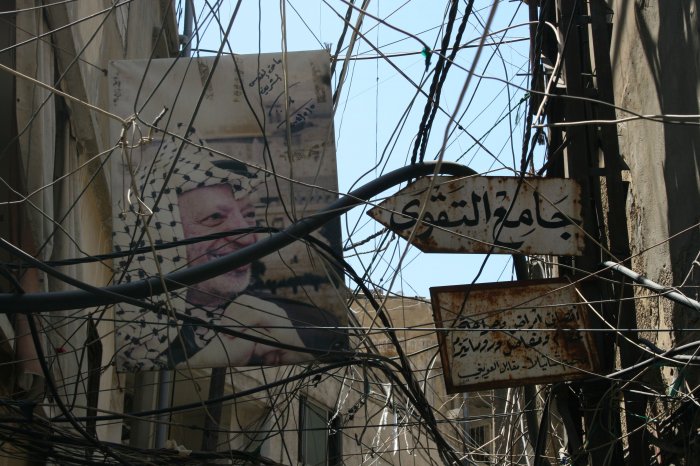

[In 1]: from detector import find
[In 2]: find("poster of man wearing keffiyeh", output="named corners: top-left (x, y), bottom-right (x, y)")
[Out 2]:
top-left (109, 51), bottom-right (347, 371)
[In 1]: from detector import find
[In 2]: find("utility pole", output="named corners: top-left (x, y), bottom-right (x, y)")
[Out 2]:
top-left (586, 1), bottom-right (649, 464)
top-left (530, 0), bottom-right (649, 464)
top-left (556, 2), bottom-right (624, 463)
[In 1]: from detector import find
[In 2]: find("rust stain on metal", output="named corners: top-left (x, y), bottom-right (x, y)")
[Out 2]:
top-left (430, 278), bottom-right (599, 393)
top-left (369, 176), bottom-right (584, 256)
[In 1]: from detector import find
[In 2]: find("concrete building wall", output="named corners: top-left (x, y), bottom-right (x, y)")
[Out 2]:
top-left (609, 0), bottom-right (700, 388)
top-left (0, 2), bottom-right (178, 461)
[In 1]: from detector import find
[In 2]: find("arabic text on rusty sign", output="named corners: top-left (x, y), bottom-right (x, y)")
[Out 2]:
top-left (430, 279), bottom-right (598, 393)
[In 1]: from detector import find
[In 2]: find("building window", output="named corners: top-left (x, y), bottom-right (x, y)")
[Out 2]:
top-left (469, 424), bottom-right (490, 464)
top-left (299, 396), bottom-right (342, 466)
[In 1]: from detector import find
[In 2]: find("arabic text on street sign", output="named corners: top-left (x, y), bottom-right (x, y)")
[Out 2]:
top-left (368, 176), bottom-right (583, 256)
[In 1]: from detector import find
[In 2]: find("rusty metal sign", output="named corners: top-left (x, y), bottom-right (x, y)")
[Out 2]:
top-left (368, 176), bottom-right (583, 256)
top-left (430, 279), bottom-right (598, 393)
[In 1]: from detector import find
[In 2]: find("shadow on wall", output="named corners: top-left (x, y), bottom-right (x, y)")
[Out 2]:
top-left (635, 0), bottom-right (700, 373)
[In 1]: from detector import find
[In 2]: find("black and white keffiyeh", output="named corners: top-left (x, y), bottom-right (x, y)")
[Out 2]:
top-left (113, 129), bottom-right (263, 371)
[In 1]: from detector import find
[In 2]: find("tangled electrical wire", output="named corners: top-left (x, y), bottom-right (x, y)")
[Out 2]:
top-left (0, 1), bottom-right (699, 466)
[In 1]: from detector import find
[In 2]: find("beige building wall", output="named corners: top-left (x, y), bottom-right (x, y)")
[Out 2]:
top-left (0, 1), bottom-right (178, 461)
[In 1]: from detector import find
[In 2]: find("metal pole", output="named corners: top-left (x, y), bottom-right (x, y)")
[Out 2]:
top-left (604, 261), bottom-right (700, 312)
top-left (537, 1), bottom-right (629, 463)
top-left (154, 370), bottom-right (172, 448)
top-left (182, 0), bottom-right (193, 57)
top-left (130, 372), bottom-right (159, 449)
top-left (201, 367), bottom-right (227, 451)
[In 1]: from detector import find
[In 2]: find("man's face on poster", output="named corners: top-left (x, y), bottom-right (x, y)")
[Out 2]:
top-left (178, 183), bottom-right (257, 306)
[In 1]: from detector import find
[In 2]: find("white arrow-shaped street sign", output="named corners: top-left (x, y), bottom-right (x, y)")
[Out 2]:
top-left (368, 176), bottom-right (583, 256)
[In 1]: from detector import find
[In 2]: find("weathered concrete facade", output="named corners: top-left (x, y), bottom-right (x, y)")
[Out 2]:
top-left (610, 0), bottom-right (700, 388)
top-left (0, 2), bottom-right (178, 463)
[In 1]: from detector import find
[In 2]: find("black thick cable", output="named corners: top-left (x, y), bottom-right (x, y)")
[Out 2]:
top-left (2, 159), bottom-right (484, 463)
top-left (0, 238), bottom-right (161, 312)
top-left (0, 240), bottom-right (375, 359)
top-left (0, 161), bottom-right (477, 465)
top-left (0, 161), bottom-right (475, 312)
top-left (40, 227), bottom-right (468, 460)
top-left (45, 232), bottom-right (467, 462)
top-left (1, 227), bottom-right (275, 269)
